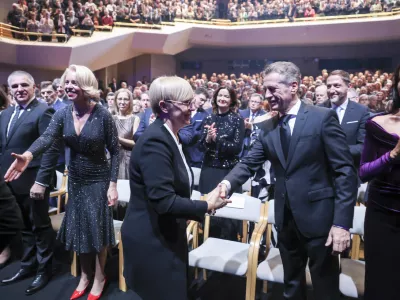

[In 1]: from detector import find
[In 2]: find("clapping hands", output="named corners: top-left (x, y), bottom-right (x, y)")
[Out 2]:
top-left (204, 122), bottom-right (217, 143)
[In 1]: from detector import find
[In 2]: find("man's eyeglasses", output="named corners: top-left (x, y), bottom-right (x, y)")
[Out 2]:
top-left (165, 99), bottom-right (194, 109)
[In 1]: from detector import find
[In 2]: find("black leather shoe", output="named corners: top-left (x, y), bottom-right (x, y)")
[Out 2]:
top-left (1, 268), bottom-right (35, 285)
top-left (25, 274), bottom-right (51, 295)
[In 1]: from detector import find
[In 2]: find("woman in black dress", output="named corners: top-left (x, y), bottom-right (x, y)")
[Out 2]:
top-left (5, 65), bottom-right (119, 300)
top-left (199, 86), bottom-right (245, 240)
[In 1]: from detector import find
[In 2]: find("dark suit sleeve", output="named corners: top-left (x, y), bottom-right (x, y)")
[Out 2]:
top-left (224, 132), bottom-right (268, 192)
top-left (139, 136), bottom-right (208, 219)
top-left (178, 124), bottom-right (194, 146)
top-left (35, 108), bottom-right (59, 186)
top-left (321, 110), bottom-right (357, 229)
top-left (348, 107), bottom-right (369, 166)
top-left (133, 110), bottom-right (149, 142)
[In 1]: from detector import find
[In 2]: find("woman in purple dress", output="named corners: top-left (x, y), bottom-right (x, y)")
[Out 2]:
top-left (359, 65), bottom-right (400, 300)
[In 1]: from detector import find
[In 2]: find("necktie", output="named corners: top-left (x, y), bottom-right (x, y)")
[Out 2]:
top-left (7, 105), bottom-right (21, 138)
top-left (280, 114), bottom-right (292, 160)
top-left (334, 106), bottom-right (342, 124)
top-left (250, 113), bottom-right (256, 122)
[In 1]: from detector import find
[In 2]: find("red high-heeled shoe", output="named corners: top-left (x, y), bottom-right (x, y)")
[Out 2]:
top-left (87, 278), bottom-right (107, 300)
top-left (70, 281), bottom-right (90, 300)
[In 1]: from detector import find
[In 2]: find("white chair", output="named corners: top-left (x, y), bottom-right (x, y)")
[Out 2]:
top-left (189, 193), bottom-right (268, 300)
top-left (242, 178), bottom-right (252, 193)
top-left (49, 170), bottom-right (69, 215)
top-left (255, 200), bottom-right (312, 295)
top-left (339, 206), bottom-right (366, 298)
top-left (191, 167), bottom-right (201, 187)
top-left (187, 190), bottom-right (202, 246)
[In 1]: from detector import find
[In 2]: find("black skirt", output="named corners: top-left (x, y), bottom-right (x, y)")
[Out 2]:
top-left (364, 199), bottom-right (400, 300)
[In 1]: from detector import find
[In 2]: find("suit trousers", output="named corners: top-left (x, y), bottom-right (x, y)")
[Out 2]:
top-left (278, 206), bottom-right (340, 300)
top-left (12, 189), bottom-right (55, 275)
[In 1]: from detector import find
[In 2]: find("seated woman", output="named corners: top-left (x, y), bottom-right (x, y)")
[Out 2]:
top-left (121, 76), bottom-right (228, 299)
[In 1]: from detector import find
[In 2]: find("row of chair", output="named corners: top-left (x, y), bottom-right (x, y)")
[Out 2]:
top-left (48, 169), bottom-right (365, 299)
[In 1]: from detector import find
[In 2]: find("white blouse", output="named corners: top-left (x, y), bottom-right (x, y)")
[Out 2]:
top-left (163, 124), bottom-right (192, 193)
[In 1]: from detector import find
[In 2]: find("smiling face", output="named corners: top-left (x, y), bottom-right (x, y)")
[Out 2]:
top-left (263, 72), bottom-right (296, 114)
top-left (9, 75), bottom-right (35, 106)
top-left (216, 88), bottom-right (231, 111)
top-left (116, 91), bottom-right (130, 114)
top-left (64, 71), bottom-right (84, 102)
top-left (326, 75), bottom-right (348, 106)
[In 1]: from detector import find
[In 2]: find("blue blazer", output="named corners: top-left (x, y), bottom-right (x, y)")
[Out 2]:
top-left (179, 108), bottom-right (210, 167)
top-left (133, 108), bottom-right (153, 142)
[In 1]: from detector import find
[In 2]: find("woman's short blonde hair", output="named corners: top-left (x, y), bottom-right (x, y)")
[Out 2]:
top-left (149, 76), bottom-right (194, 116)
top-left (60, 64), bottom-right (100, 101)
top-left (113, 88), bottom-right (133, 115)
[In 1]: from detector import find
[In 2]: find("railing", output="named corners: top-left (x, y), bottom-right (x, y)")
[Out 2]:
top-left (174, 9), bottom-right (400, 26)
top-left (114, 22), bottom-right (162, 30)
top-left (0, 23), bottom-right (68, 43)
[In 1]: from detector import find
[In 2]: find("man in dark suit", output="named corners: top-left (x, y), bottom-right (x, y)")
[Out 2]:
top-left (239, 93), bottom-right (266, 158)
top-left (220, 62), bottom-right (358, 300)
top-left (108, 77), bottom-right (118, 92)
top-left (53, 78), bottom-right (72, 105)
top-left (133, 107), bottom-right (155, 142)
top-left (319, 70), bottom-right (369, 171)
top-left (179, 87), bottom-right (210, 168)
top-left (0, 71), bottom-right (57, 295)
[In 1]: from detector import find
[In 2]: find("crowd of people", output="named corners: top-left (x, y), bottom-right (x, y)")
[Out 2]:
top-left (6, 0), bottom-right (400, 41)
top-left (0, 62), bottom-right (399, 300)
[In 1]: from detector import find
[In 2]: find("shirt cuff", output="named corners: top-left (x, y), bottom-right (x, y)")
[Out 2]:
top-left (220, 180), bottom-right (231, 194)
top-left (35, 181), bottom-right (49, 188)
top-left (333, 224), bottom-right (349, 231)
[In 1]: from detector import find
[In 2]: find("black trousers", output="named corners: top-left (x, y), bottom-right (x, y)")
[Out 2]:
top-left (13, 190), bottom-right (55, 275)
top-left (278, 206), bottom-right (340, 300)
top-left (0, 179), bottom-right (23, 253)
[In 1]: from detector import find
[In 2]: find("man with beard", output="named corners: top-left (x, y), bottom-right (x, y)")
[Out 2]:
top-left (219, 62), bottom-right (357, 300)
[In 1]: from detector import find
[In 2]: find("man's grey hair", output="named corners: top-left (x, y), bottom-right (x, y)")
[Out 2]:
top-left (8, 71), bottom-right (35, 87)
top-left (250, 93), bottom-right (264, 102)
top-left (263, 61), bottom-right (301, 86)
top-left (52, 78), bottom-right (61, 90)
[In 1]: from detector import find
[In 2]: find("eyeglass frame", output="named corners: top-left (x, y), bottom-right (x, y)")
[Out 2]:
top-left (164, 99), bottom-right (195, 109)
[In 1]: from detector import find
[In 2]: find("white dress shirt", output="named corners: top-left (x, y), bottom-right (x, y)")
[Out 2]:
top-left (163, 124), bottom-right (193, 192)
top-left (331, 99), bottom-right (348, 125)
top-left (7, 97), bottom-right (35, 136)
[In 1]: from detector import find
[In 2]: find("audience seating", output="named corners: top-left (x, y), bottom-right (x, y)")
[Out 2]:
top-left (49, 170), bottom-right (69, 215)
top-left (189, 192), bottom-right (269, 300)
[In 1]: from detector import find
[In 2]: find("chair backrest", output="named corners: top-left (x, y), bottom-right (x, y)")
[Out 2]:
top-left (192, 167), bottom-right (201, 186)
top-left (242, 178), bottom-right (252, 192)
top-left (55, 171), bottom-right (64, 190)
top-left (213, 192), bottom-right (262, 223)
top-left (350, 205), bottom-right (366, 235)
top-left (117, 180), bottom-right (131, 202)
top-left (191, 190), bottom-right (201, 200)
top-left (267, 199), bottom-right (275, 224)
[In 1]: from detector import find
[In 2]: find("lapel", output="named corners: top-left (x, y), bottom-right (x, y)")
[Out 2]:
top-left (341, 100), bottom-right (353, 127)
top-left (269, 115), bottom-right (286, 169)
top-left (286, 102), bottom-right (308, 169)
top-left (1, 107), bottom-right (13, 147)
top-left (7, 99), bottom-right (39, 145)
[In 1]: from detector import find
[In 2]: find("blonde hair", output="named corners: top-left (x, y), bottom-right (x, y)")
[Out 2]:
top-left (60, 64), bottom-right (100, 101)
top-left (113, 88), bottom-right (133, 115)
top-left (149, 76), bottom-right (194, 116)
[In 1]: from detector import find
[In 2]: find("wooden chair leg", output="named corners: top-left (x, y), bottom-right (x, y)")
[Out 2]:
top-left (118, 233), bottom-right (127, 292)
top-left (71, 252), bottom-right (79, 277)
top-left (262, 281), bottom-right (268, 294)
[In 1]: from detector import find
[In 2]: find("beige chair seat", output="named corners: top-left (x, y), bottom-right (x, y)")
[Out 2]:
top-left (257, 247), bottom-right (312, 286)
top-left (339, 259), bottom-right (365, 298)
top-left (189, 237), bottom-right (250, 276)
top-left (50, 212), bottom-right (65, 231)
top-left (113, 220), bottom-right (123, 244)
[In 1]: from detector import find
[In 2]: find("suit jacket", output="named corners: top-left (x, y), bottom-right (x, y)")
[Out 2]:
top-left (179, 108), bottom-right (210, 167)
top-left (0, 99), bottom-right (56, 195)
top-left (225, 103), bottom-right (357, 238)
top-left (133, 107), bottom-right (153, 142)
top-left (319, 100), bottom-right (369, 169)
top-left (108, 82), bottom-right (118, 92)
top-left (121, 118), bottom-right (207, 299)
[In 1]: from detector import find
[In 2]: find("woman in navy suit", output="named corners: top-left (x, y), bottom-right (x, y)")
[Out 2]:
top-left (121, 76), bottom-right (228, 299)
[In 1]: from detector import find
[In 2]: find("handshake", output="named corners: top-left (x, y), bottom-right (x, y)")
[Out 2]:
top-left (205, 183), bottom-right (231, 215)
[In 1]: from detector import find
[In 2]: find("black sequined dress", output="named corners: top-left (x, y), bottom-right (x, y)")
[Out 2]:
top-left (28, 104), bottom-right (119, 254)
